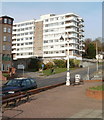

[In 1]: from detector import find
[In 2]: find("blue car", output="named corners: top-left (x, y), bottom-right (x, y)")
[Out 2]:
top-left (2, 78), bottom-right (37, 96)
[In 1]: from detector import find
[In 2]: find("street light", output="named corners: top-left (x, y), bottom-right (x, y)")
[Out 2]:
top-left (66, 40), bottom-right (71, 86)
top-left (60, 35), bottom-right (70, 86)
top-left (96, 42), bottom-right (98, 71)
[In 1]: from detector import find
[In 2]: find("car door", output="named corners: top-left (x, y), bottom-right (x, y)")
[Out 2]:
top-left (21, 80), bottom-right (27, 91)
top-left (25, 79), bottom-right (32, 90)
top-left (29, 79), bottom-right (37, 89)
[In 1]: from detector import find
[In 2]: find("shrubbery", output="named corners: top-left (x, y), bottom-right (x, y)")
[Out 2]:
top-left (27, 58), bottom-right (42, 71)
top-left (44, 62), bottom-right (54, 69)
top-left (53, 59), bottom-right (66, 68)
top-left (27, 58), bottom-right (80, 72)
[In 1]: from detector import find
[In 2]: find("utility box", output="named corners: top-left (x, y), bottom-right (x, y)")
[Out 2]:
top-left (75, 74), bottom-right (81, 84)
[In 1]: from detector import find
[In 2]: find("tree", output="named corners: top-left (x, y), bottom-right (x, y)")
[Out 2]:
top-left (82, 38), bottom-right (92, 58)
top-left (92, 37), bottom-right (102, 53)
top-left (87, 43), bottom-right (96, 59)
top-left (28, 58), bottom-right (42, 71)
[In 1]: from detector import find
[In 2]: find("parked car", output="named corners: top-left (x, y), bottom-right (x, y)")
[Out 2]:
top-left (2, 78), bottom-right (37, 96)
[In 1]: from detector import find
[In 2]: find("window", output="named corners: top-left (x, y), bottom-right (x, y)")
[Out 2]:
top-left (25, 43), bottom-right (28, 45)
top-left (17, 44), bottom-right (20, 46)
top-left (3, 36), bottom-right (6, 41)
top-left (4, 18), bottom-right (7, 23)
top-left (60, 45), bottom-right (64, 48)
top-left (21, 43), bottom-right (24, 46)
top-left (4, 27), bottom-right (7, 32)
top-left (25, 27), bottom-right (28, 30)
top-left (29, 42), bottom-right (32, 45)
top-left (21, 33), bottom-right (24, 36)
top-left (45, 19), bottom-right (48, 22)
top-left (55, 17), bottom-right (59, 20)
top-left (17, 39), bottom-right (20, 41)
top-left (44, 40), bottom-right (48, 43)
top-left (25, 79), bottom-right (31, 86)
top-left (21, 28), bottom-right (24, 31)
top-left (21, 24), bottom-right (24, 26)
top-left (7, 46), bottom-right (11, 51)
top-left (50, 18), bottom-right (54, 21)
top-left (45, 30), bottom-right (48, 32)
top-left (29, 52), bottom-right (32, 55)
top-left (8, 36), bottom-right (11, 42)
top-left (17, 34), bottom-right (20, 36)
top-left (8, 28), bottom-right (11, 33)
top-left (30, 32), bottom-right (33, 34)
top-left (29, 27), bottom-right (32, 29)
top-left (45, 24), bottom-right (48, 27)
top-left (8, 19), bottom-right (12, 24)
top-left (3, 45), bottom-right (6, 50)
top-left (49, 40), bottom-right (53, 43)
top-left (50, 46), bottom-right (53, 48)
top-left (25, 33), bottom-right (28, 35)
top-left (21, 80), bottom-right (27, 87)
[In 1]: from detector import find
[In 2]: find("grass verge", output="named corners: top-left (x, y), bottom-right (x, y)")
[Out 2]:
top-left (42, 67), bottom-right (78, 76)
top-left (89, 85), bottom-right (104, 91)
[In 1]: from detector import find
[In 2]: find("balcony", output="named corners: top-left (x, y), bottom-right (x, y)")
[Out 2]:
top-left (79, 23), bottom-right (84, 27)
top-left (79, 29), bottom-right (84, 32)
top-left (79, 43), bottom-right (85, 47)
top-left (12, 45), bottom-right (16, 48)
top-left (65, 22), bottom-right (78, 27)
top-left (65, 29), bottom-right (78, 33)
top-left (65, 40), bottom-right (79, 44)
top-left (12, 50), bottom-right (17, 53)
top-left (79, 33), bottom-right (84, 37)
top-left (65, 16), bottom-right (78, 22)
top-left (2, 57), bottom-right (11, 61)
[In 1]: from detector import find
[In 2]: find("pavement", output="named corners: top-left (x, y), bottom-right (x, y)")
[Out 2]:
top-left (2, 80), bottom-right (103, 119)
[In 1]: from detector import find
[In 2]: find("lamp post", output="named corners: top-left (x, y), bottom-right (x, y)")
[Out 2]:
top-left (66, 40), bottom-right (70, 86)
top-left (96, 42), bottom-right (98, 71)
top-left (60, 35), bottom-right (70, 86)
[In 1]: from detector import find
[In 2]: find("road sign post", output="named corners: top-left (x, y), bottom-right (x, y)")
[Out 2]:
top-left (41, 64), bottom-right (44, 74)
top-left (17, 64), bottom-right (25, 76)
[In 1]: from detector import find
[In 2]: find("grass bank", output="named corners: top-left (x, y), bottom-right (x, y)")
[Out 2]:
top-left (89, 85), bottom-right (104, 91)
top-left (41, 67), bottom-right (78, 76)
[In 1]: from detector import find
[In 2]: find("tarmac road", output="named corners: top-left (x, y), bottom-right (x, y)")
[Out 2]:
top-left (33, 64), bottom-right (102, 88)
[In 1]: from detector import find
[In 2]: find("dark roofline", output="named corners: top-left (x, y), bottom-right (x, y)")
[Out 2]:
top-left (0, 16), bottom-right (14, 21)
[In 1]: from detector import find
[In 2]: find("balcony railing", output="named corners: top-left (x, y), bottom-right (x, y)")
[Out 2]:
top-left (2, 57), bottom-right (11, 61)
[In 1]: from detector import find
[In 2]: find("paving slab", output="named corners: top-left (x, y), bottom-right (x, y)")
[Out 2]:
top-left (2, 81), bottom-right (102, 119)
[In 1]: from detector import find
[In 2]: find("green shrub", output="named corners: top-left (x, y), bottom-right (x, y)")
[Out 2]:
top-left (45, 62), bottom-right (54, 69)
top-left (69, 59), bottom-right (75, 68)
top-left (27, 58), bottom-right (42, 71)
top-left (53, 59), bottom-right (66, 68)
top-left (3, 73), bottom-right (10, 78)
top-left (74, 59), bottom-right (80, 67)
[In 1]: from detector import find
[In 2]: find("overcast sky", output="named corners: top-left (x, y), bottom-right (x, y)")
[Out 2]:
top-left (1, 2), bottom-right (102, 40)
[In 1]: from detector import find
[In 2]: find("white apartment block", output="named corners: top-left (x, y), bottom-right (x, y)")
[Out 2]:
top-left (40, 13), bottom-right (84, 60)
top-left (12, 20), bottom-right (35, 60)
top-left (12, 13), bottom-right (84, 61)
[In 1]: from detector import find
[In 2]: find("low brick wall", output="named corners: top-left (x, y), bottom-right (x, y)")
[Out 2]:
top-left (0, 71), bottom-right (7, 80)
top-left (86, 89), bottom-right (104, 100)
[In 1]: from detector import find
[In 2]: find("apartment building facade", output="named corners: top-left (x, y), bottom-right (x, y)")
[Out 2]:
top-left (12, 20), bottom-right (35, 60)
top-left (0, 16), bottom-right (14, 72)
top-left (40, 13), bottom-right (84, 60)
top-left (12, 13), bottom-right (84, 61)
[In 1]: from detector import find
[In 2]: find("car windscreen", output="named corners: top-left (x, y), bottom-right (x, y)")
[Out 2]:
top-left (5, 79), bottom-right (22, 87)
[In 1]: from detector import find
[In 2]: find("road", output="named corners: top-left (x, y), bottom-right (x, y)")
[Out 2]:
top-left (34, 64), bottom-right (102, 88)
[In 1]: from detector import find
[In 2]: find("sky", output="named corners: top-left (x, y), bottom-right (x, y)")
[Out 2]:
top-left (1, 1), bottom-right (102, 40)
